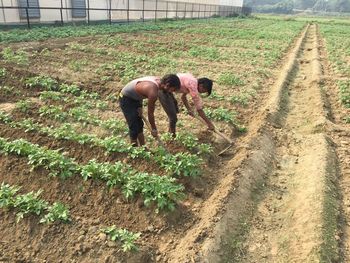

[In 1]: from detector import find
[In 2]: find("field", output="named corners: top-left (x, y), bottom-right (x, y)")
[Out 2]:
top-left (0, 16), bottom-right (349, 262)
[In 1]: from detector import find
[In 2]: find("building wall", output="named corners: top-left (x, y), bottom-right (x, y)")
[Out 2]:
top-left (0, 0), bottom-right (243, 24)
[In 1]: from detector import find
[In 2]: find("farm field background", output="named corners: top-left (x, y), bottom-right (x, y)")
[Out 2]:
top-left (0, 15), bottom-right (349, 262)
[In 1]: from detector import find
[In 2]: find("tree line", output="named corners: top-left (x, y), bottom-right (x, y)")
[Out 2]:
top-left (244, 0), bottom-right (350, 13)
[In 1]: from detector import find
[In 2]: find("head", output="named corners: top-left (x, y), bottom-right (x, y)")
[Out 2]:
top-left (160, 74), bottom-right (181, 92)
top-left (198, 77), bottom-right (213, 96)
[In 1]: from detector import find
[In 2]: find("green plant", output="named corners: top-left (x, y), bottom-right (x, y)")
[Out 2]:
top-left (1, 138), bottom-right (79, 178)
top-left (0, 86), bottom-right (19, 95)
top-left (188, 46), bottom-right (220, 61)
top-left (102, 226), bottom-right (140, 252)
top-left (39, 91), bottom-right (65, 101)
top-left (39, 105), bottom-right (67, 121)
top-left (13, 190), bottom-right (48, 222)
top-left (0, 182), bottom-right (20, 208)
top-left (25, 76), bottom-right (58, 90)
top-left (217, 72), bottom-right (244, 86)
top-left (40, 202), bottom-right (70, 224)
top-left (338, 80), bottom-right (350, 108)
top-left (1, 47), bottom-right (29, 65)
top-left (0, 183), bottom-right (71, 224)
top-left (0, 68), bottom-right (6, 77)
top-left (59, 83), bottom-right (81, 96)
top-left (69, 59), bottom-right (88, 72)
top-left (15, 100), bottom-right (33, 113)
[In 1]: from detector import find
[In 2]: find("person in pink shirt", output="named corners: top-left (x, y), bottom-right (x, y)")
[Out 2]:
top-left (158, 73), bottom-right (215, 137)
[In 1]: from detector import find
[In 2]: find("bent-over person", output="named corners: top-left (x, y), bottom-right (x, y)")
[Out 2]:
top-left (158, 73), bottom-right (215, 137)
top-left (119, 74), bottom-right (181, 146)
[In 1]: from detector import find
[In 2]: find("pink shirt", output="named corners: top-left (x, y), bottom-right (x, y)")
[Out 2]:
top-left (177, 73), bottom-right (203, 110)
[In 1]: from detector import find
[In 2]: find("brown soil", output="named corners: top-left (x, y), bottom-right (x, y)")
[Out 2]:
top-left (0, 21), bottom-right (347, 263)
top-left (175, 23), bottom-right (345, 263)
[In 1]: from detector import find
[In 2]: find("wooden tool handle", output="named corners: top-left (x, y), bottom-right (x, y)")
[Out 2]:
top-left (141, 115), bottom-right (167, 149)
top-left (194, 116), bottom-right (233, 144)
top-left (213, 129), bottom-right (233, 144)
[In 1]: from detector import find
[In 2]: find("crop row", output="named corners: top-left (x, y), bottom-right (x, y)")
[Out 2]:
top-left (0, 182), bottom-right (70, 223)
top-left (320, 23), bottom-right (350, 123)
top-left (1, 109), bottom-right (203, 177)
top-left (0, 181), bottom-right (140, 252)
top-left (25, 75), bottom-right (115, 107)
top-left (0, 19), bottom-right (214, 43)
top-left (0, 136), bottom-right (184, 211)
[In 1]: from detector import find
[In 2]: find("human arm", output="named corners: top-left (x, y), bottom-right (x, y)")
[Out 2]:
top-left (181, 94), bottom-right (195, 116)
top-left (147, 95), bottom-right (158, 138)
top-left (197, 108), bottom-right (215, 130)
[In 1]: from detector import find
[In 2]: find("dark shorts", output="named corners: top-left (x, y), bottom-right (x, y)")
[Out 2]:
top-left (119, 95), bottom-right (143, 140)
top-left (158, 90), bottom-right (179, 129)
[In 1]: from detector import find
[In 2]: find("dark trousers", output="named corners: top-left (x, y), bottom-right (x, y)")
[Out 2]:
top-left (119, 95), bottom-right (143, 140)
top-left (158, 90), bottom-right (179, 131)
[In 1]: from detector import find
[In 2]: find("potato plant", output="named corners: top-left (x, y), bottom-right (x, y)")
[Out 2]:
top-left (0, 137), bottom-right (185, 210)
top-left (102, 225), bottom-right (141, 252)
top-left (0, 182), bottom-right (70, 223)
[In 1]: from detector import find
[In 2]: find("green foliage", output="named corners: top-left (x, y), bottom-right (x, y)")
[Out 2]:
top-left (188, 46), bottom-right (221, 61)
top-left (39, 91), bottom-right (65, 101)
top-left (102, 225), bottom-right (140, 252)
top-left (0, 86), bottom-right (19, 96)
top-left (81, 159), bottom-right (185, 210)
top-left (39, 105), bottom-right (67, 121)
top-left (0, 110), bottom-right (12, 124)
top-left (0, 182), bottom-right (20, 208)
top-left (1, 47), bottom-right (29, 65)
top-left (0, 183), bottom-right (71, 224)
top-left (100, 119), bottom-right (127, 134)
top-left (209, 91), bottom-right (226, 101)
top-left (0, 68), bottom-right (6, 78)
top-left (0, 138), bottom-right (79, 178)
top-left (13, 190), bottom-right (48, 222)
top-left (0, 135), bottom-right (184, 210)
top-left (40, 202), bottom-right (71, 224)
top-left (161, 132), bottom-right (213, 155)
top-left (205, 107), bottom-right (237, 124)
top-left (59, 83), bottom-right (81, 95)
top-left (103, 36), bottom-right (123, 46)
top-left (69, 59), bottom-right (88, 72)
top-left (15, 100), bottom-right (33, 113)
top-left (338, 80), bottom-right (350, 108)
top-left (25, 75), bottom-right (58, 90)
top-left (217, 72), bottom-right (244, 86)
top-left (155, 149), bottom-right (202, 177)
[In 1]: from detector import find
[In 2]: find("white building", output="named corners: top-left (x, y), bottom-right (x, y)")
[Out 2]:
top-left (0, 0), bottom-right (245, 25)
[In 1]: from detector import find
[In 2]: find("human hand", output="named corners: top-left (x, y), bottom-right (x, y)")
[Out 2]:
top-left (151, 129), bottom-right (158, 138)
top-left (188, 111), bottom-right (195, 117)
top-left (207, 123), bottom-right (215, 131)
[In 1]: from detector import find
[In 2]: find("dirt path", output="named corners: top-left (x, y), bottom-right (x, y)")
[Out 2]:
top-left (232, 24), bottom-right (340, 262)
top-left (317, 25), bottom-right (350, 262)
top-left (191, 23), bottom-right (342, 263)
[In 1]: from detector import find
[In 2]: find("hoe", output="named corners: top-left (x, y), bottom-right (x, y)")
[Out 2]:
top-left (194, 116), bottom-right (234, 156)
top-left (141, 114), bottom-right (168, 151)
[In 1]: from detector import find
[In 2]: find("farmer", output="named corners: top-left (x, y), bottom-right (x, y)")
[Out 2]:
top-left (119, 74), bottom-right (181, 146)
top-left (158, 73), bottom-right (215, 137)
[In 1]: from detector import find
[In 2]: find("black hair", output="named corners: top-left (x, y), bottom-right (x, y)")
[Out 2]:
top-left (198, 77), bottom-right (213, 96)
top-left (161, 74), bottom-right (181, 90)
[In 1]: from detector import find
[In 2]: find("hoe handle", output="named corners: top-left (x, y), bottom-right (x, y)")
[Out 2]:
top-left (194, 116), bottom-right (233, 144)
top-left (141, 115), bottom-right (167, 149)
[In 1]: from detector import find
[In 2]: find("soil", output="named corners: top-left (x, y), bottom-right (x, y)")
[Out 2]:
top-left (0, 20), bottom-right (348, 263)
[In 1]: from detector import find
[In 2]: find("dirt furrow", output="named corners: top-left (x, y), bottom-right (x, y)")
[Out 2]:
top-left (238, 24), bottom-right (339, 263)
top-left (317, 24), bottom-right (350, 262)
